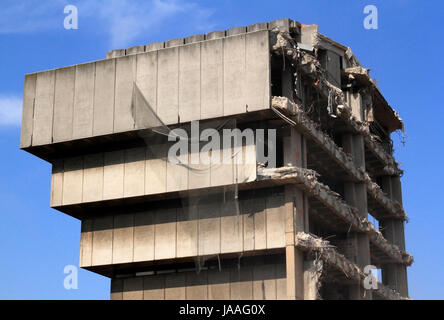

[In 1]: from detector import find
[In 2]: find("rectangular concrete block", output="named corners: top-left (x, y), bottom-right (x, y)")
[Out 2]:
top-left (221, 199), bottom-right (243, 253)
top-left (20, 74), bottom-right (36, 148)
top-left (176, 206), bottom-right (198, 258)
top-left (157, 47), bottom-right (179, 124)
top-left (154, 208), bottom-right (177, 260)
top-left (33, 70), bottom-right (55, 145)
top-left (179, 43), bottom-right (201, 123)
top-left (230, 267), bottom-right (253, 300)
top-left (266, 194), bottom-right (285, 248)
top-left (145, 144), bottom-right (167, 195)
top-left (201, 38), bottom-right (224, 119)
top-left (79, 219), bottom-right (93, 267)
top-left (208, 270), bottom-right (230, 300)
top-left (165, 273), bottom-right (186, 300)
top-left (124, 147), bottom-right (146, 197)
top-left (82, 153), bottom-right (104, 203)
top-left (114, 55), bottom-right (136, 133)
top-left (53, 67), bottom-right (75, 142)
top-left (186, 272), bottom-right (208, 300)
top-left (73, 62), bottom-right (95, 139)
top-left (135, 51), bottom-right (158, 129)
top-left (246, 31), bottom-right (270, 112)
top-left (112, 213), bottom-right (134, 264)
top-left (276, 264), bottom-right (287, 300)
top-left (253, 264), bottom-right (276, 300)
top-left (253, 198), bottom-right (267, 250)
top-left (210, 145), bottom-right (234, 187)
top-left (223, 34), bottom-right (246, 116)
top-left (198, 202), bottom-right (221, 255)
top-left (166, 145), bottom-right (188, 192)
top-left (62, 156), bottom-right (83, 205)
top-left (241, 198), bottom-right (255, 251)
top-left (133, 210), bottom-right (155, 262)
top-left (188, 145), bottom-right (211, 190)
top-left (143, 275), bottom-right (165, 300)
top-left (123, 277), bottom-right (144, 300)
top-left (93, 59), bottom-right (115, 136)
top-left (145, 42), bottom-right (164, 52)
top-left (92, 215), bottom-right (113, 266)
top-left (235, 143), bottom-right (257, 183)
top-left (103, 150), bottom-right (124, 200)
top-left (50, 160), bottom-right (64, 207)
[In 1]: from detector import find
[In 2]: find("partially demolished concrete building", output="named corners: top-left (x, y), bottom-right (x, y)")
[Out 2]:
top-left (20, 19), bottom-right (412, 300)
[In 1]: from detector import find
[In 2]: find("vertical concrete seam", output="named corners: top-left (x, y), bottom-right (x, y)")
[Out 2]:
top-left (112, 58), bottom-right (117, 133)
top-left (91, 62), bottom-right (97, 136)
top-left (155, 51), bottom-right (159, 114)
top-left (221, 38), bottom-right (224, 116)
top-left (71, 67), bottom-right (76, 141)
top-left (51, 70), bottom-right (56, 143)
top-left (177, 47), bottom-right (180, 124)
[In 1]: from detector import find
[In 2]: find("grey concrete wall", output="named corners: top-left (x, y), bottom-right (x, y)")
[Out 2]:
top-left (51, 142), bottom-right (257, 208)
top-left (79, 192), bottom-right (285, 268)
top-left (110, 262), bottom-right (286, 300)
top-left (21, 30), bottom-right (270, 148)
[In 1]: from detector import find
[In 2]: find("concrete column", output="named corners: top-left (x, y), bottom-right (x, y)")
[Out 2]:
top-left (341, 134), bottom-right (372, 300)
top-left (284, 127), bottom-right (309, 300)
top-left (380, 176), bottom-right (409, 297)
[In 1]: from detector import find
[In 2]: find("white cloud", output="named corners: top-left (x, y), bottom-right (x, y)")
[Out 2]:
top-left (0, 95), bottom-right (22, 126)
top-left (0, 0), bottom-right (215, 47)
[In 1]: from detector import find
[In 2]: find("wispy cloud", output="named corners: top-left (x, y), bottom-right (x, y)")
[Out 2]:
top-left (0, 0), bottom-right (215, 47)
top-left (0, 95), bottom-right (22, 126)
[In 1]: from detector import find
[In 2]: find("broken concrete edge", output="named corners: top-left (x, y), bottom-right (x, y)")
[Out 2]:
top-left (271, 35), bottom-right (403, 175)
top-left (294, 29), bottom-right (404, 132)
top-left (257, 166), bottom-right (413, 266)
top-left (343, 67), bottom-right (404, 132)
top-left (271, 97), bottom-right (408, 222)
top-left (295, 232), bottom-right (410, 300)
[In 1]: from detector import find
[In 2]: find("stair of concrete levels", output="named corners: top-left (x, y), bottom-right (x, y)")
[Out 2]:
top-left (20, 18), bottom-right (411, 300)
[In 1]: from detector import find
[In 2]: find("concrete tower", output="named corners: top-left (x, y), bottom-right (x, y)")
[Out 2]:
top-left (20, 19), bottom-right (412, 300)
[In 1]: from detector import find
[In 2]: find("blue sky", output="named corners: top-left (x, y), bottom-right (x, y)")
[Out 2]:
top-left (0, 0), bottom-right (442, 300)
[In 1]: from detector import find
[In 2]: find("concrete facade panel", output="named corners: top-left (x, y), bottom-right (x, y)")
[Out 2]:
top-left (103, 150), bottom-right (124, 200)
top-left (92, 215), bottom-right (113, 265)
top-left (245, 31), bottom-right (270, 112)
top-left (124, 147), bottom-right (146, 197)
top-left (145, 144), bottom-right (168, 194)
top-left (62, 156), bottom-right (83, 205)
top-left (82, 153), bottom-right (104, 203)
top-left (223, 34), bottom-right (246, 116)
top-left (93, 59), bottom-right (115, 136)
top-left (33, 70), bottom-right (55, 145)
top-left (266, 194), bottom-right (286, 248)
top-left (176, 206), bottom-right (198, 258)
top-left (79, 219), bottom-right (93, 267)
top-left (198, 202), bottom-right (221, 256)
top-left (73, 62), bottom-right (95, 139)
top-left (154, 208), bottom-right (177, 260)
top-left (112, 213), bottom-right (134, 264)
top-left (53, 67), bottom-right (75, 142)
top-left (201, 39), bottom-right (224, 119)
top-left (20, 74), bottom-right (36, 148)
top-left (135, 51), bottom-right (158, 128)
top-left (133, 210), bottom-right (155, 262)
top-left (157, 47), bottom-right (179, 124)
top-left (114, 55), bottom-right (136, 133)
top-left (179, 43), bottom-right (201, 123)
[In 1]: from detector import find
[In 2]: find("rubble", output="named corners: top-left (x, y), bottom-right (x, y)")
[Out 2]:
top-left (258, 166), bottom-right (413, 266)
top-left (295, 232), bottom-right (409, 300)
